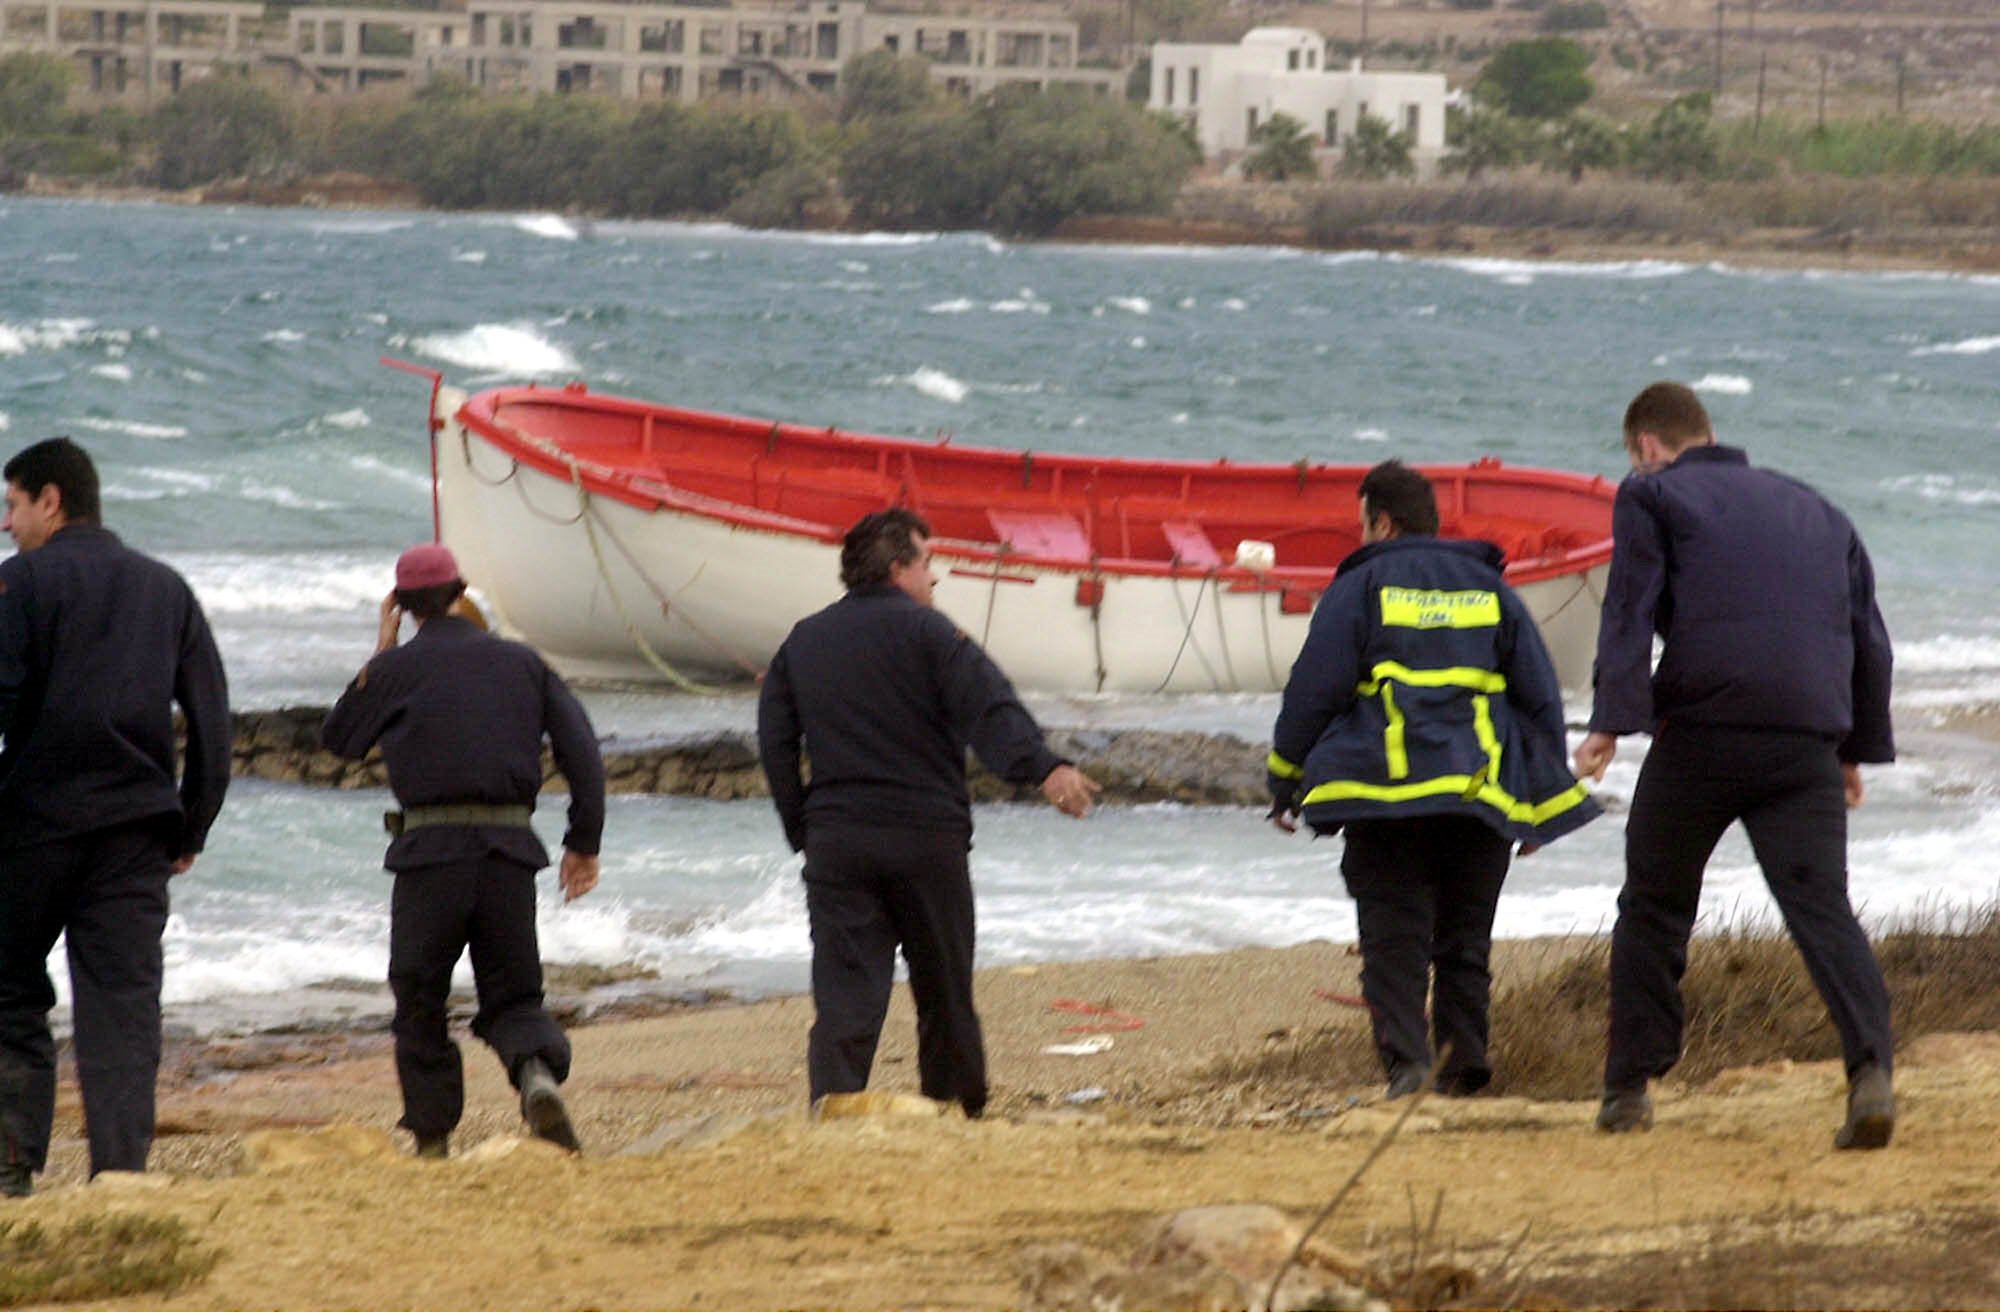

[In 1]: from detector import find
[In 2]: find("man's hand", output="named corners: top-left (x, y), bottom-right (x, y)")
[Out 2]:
top-left (1573, 731), bottom-right (1618, 783)
top-left (376, 593), bottom-right (404, 654)
top-left (559, 851), bottom-right (599, 902)
top-left (1842, 762), bottom-right (1864, 809)
top-left (170, 854), bottom-right (197, 876)
top-left (1266, 801), bottom-right (1299, 835)
top-left (1041, 764), bottom-right (1101, 819)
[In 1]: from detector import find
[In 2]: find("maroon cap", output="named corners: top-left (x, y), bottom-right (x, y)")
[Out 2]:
top-left (395, 543), bottom-right (461, 590)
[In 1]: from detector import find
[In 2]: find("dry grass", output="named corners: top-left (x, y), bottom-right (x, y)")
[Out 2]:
top-left (1205, 904), bottom-right (1999, 1101)
top-left (1303, 176), bottom-right (1717, 239)
top-left (0, 1212), bottom-right (220, 1308)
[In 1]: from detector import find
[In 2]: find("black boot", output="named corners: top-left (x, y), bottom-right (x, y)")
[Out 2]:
top-left (517, 1058), bottom-right (581, 1153)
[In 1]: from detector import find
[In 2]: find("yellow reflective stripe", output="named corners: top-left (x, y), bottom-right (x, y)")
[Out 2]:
top-left (1300, 774), bottom-right (1595, 826)
top-left (1381, 684), bottom-right (1408, 780)
top-left (1379, 587), bottom-right (1500, 630)
top-left (1471, 694), bottom-right (1502, 797)
top-left (1356, 662), bottom-right (1507, 695)
top-left (1266, 751), bottom-right (1304, 781)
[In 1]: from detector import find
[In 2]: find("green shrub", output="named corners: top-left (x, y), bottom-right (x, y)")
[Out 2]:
top-left (1338, 112), bottom-right (1414, 179)
top-left (0, 52), bottom-right (75, 138)
top-left (1538, 0), bottom-right (1608, 31)
top-left (1474, 37), bottom-right (1594, 118)
top-left (1243, 111), bottom-right (1317, 182)
top-left (1444, 104), bottom-right (1537, 179)
top-left (150, 75), bottom-right (293, 187)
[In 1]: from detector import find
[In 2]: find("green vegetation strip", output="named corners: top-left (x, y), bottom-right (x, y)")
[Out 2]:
top-left (0, 1213), bottom-right (220, 1308)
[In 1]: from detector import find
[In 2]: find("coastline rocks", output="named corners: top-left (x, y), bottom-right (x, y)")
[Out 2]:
top-left (225, 708), bottom-right (1271, 807)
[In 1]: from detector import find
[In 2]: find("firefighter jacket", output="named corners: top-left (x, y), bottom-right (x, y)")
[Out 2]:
top-left (1268, 535), bottom-right (1600, 846)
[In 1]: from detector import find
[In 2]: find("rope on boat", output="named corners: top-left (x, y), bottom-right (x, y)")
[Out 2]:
top-left (979, 544), bottom-right (1011, 650)
top-left (1258, 586), bottom-right (1282, 689)
top-left (1210, 573), bottom-right (1241, 691)
top-left (1154, 564), bottom-right (1224, 694)
top-left (576, 491), bottom-right (764, 683)
top-left (562, 459), bottom-right (735, 696)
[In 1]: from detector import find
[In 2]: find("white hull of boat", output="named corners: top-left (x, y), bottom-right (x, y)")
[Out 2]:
top-left (434, 390), bottom-right (1607, 696)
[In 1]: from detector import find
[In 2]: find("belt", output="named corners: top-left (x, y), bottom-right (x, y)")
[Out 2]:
top-left (384, 804), bottom-right (534, 837)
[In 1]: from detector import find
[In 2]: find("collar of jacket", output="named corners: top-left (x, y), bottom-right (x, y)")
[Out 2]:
top-left (1334, 534), bottom-right (1505, 579)
top-left (846, 584), bottom-right (910, 601)
top-left (412, 614), bottom-right (479, 642)
top-left (1666, 443), bottom-right (1749, 471)
top-left (37, 522), bottom-right (119, 551)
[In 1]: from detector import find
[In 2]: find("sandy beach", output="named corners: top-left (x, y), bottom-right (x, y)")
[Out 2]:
top-left (6, 936), bottom-right (1995, 1310)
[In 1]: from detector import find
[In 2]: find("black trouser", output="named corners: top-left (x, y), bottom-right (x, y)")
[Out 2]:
top-left (802, 826), bottom-right (986, 1114)
top-left (388, 856), bottom-right (569, 1141)
top-left (1607, 724), bottom-right (1894, 1092)
top-left (0, 818), bottom-right (174, 1176)
top-left (1340, 815), bottom-right (1512, 1093)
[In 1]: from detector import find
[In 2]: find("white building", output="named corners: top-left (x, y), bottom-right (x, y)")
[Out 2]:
top-left (1148, 27), bottom-right (1447, 167)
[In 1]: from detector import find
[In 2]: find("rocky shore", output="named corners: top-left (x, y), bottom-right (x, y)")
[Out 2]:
top-left (228, 706), bottom-right (1270, 806)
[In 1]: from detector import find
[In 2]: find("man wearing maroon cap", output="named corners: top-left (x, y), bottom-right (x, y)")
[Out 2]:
top-left (323, 542), bottom-right (605, 1158)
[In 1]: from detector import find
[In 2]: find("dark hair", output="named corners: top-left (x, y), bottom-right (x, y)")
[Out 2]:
top-left (841, 508), bottom-right (932, 590)
top-left (4, 437), bottom-right (101, 524)
top-left (1357, 460), bottom-right (1438, 537)
top-left (394, 581), bottom-right (467, 621)
top-left (1623, 381), bottom-right (1713, 454)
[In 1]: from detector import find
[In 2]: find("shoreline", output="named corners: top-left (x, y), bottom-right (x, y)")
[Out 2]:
top-left (14, 933), bottom-right (1996, 1310)
top-left (13, 173), bottom-right (1996, 277)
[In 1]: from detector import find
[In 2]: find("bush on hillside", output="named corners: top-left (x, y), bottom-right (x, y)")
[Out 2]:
top-left (1475, 37), bottom-right (1594, 119)
top-left (0, 52), bottom-right (75, 138)
top-left (151, 75), bottom-right (294, 187)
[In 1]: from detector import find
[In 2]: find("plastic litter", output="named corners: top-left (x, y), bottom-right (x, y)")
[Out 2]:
top-left (1042, 1035), bottom-right (1115, 1057)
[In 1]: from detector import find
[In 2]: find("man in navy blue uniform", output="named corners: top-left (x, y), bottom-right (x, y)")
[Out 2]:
top-left (1574, 381), bottom-right (1896, 1149)
top-left (758, 508), bottom-right (1099, 1117)
top-left (0, 437), bottom-right (231, 1198)
top-left (1269, 461), bottom-right (1599, 1100)
top-left (323, 543), bottom-right (604, 1158)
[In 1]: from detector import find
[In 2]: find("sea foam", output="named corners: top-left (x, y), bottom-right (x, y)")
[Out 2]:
top-left (1910, 335), bottom-right (2000, 357)
top-left (879, 367), bottom-right (970, 404)
top-left (407, 323), bottom-right (580, 375)
top-left (1691, 373), bottom-right (1753, 395)
top-left (513, 214), bottom-right (581, 241)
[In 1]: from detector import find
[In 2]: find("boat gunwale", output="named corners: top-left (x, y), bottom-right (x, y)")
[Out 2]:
top-left (452, 383), bottom-right (1616, 588)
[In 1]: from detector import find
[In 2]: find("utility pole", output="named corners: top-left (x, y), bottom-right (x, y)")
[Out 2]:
top-left (1816, 53), bottom-right (1828, 131)
top-left (1894, 49), bottom-right (1906, 114)
top-left (1712, 0), bottom-right (1724, 96)
top-left (1359, 0), bottom-right (1370, 68)
top-left (1753, 50), bottom-right (1766, 137)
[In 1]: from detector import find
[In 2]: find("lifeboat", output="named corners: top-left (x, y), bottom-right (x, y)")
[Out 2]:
top-left (413, 374), bottom-right (1617, 695)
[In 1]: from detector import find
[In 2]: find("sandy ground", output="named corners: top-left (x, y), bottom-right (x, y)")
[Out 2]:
top-left (8, 939), bottom-right (1997, 1311)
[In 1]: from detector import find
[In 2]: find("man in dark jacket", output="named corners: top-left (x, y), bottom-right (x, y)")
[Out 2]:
top-left (758, 508), bottom-right (1100, 1117)
top-left (1269, 461), bottom-right (1599, 1100)
top-left (1574, 381), bottom-right (1896, 1149)
top-left (323, 543), bottom-right (604, 1158)
top-left (0, 437), bottom-right (231, 1197)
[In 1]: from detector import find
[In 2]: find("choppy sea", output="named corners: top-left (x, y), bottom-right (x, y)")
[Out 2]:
top-left (3, 197), bottom-right (1996, 1036)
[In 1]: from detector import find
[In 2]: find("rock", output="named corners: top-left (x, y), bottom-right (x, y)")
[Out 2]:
top-left (814, 1091), bottom-right (958, 1121)
top-left (458, 1135), bottom-right (574, 1163)
top-left (1020, 1240), bottom-right (1246, 1311)
top-left (239, 1124), bottom-right (402, 1172)
top-left (1139, 1204), bottom-right (1302, 1286)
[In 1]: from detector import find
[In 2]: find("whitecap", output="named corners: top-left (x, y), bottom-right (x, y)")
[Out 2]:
top-left (320, 408), bottom-right (371, 430)
top-left (1353, 427), bottom-right (1389, 442)
top-left (1171, 413), bottom-right (1189, 424)
top-left (0, 412), bottom-right (8, 431)
top-left (1108, 296), bottom-right (1152, 315)
top-left (1221, 298), bottom-right (1247, 311)
top-left (348, 454), bottom-right (434, 493)
top-left (989, 298), bottom-right (1051, 315)
top-left (1178, 297), bottom-right (1197, 309)
top-left (71, 416), bottom-right (188, 439)
top-left (178, 551), bottom-right (393, 616)
top-left (43, 253), bottom-right (78, 264)
top-left (927, 298), bottom-right (975, 314)
top-left (1411, 304), bottom-right (1438, 316)
top-left (1437, 256), bottom-right (1693, 281)
top-left (1910, 336), bottom-right (2000, 357)
top-left (239, 482), bottom-right (340, 511)
top-left (453, 250), bottom-right (489, 265)
top-left (308, 217), bottom-right (416, 236)
top-left (1691, 373), bottom-right (1752, 395)
top-left (512, 214), bottom-right (580, 241)
top-left (89, 363), bottom-right (132, 381)
top-left (1129, 336), bottom-right (1147, 349)
top-left (262, 329), bottom-right (306, 344)
top-left (409, 323), bottom-right (579, 375)
top-left (1880, 473), bottom-right (1999, 507)
top-left (877, 367), bottom-right (969, 404)
top-left (1894, 633), bottom-right (2001, 674)
top-left (0, 317), bottom-right (95, 355)
top-left (839, 260), bottom-right (869, 274)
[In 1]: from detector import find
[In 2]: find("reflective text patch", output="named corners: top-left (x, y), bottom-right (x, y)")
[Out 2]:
top-left (1378, 587), bottom-right (1500, 629)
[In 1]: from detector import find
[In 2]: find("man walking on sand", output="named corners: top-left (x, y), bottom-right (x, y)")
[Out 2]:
top-left (1575, 381), bottom-right (1897, 1149)
top-left (0, 437), bottom-right (231, 1198)
top-left (323, 543), bottom-right (604, 1158)
top-left (758, 508), bottom-right (1100, 1117)
top-left (1268, 460), bottom-right (1599, 1101)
